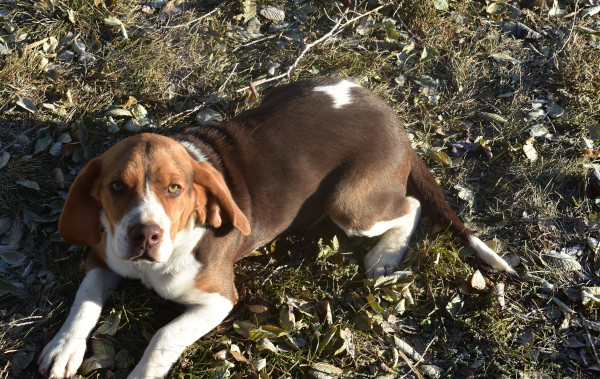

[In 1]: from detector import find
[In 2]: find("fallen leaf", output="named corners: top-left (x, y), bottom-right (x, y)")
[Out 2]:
top-left (549, 0), bottom-right (567, 17)
top-left (356, 15), bottom-right (375, 35)
top-left (0, 246), bottom-right (25, 266)
top-left (580, 149), bottom-right (600, 158)
top-left (496, 282), bottom-right (506, 308)
top-left (394, 335), bottom-right (423, 362)
top-left (253, 357), bottom-right (267, 371)
top-left (79, 355), bottom-right (114, 375)
top-left (487, 2), bottom-right (508, 14)
top-left (233, 320), bottom-right (255, 338)
top-left (470, 269), bottom-right (486, 290)
top-left (476, 111), bottom-right (507, 124)
top-left (501, 22), bottom-right (542, 39)
top-left (455, 183), bottom-right (475, 207)
top-left (446, 294), bottom-right (463, 317)
top-left (582, 287), bottom-right (600, 307)
top-left (544, 250), bottom-right (582, 271)
top-left (16, 97), bottom-right (37, 113)
top-left (583, 5), bottom-right (600, 17)
top-left (239, 0), bottom-right (257, 22)
top-left (34, 135), bottom-right (53, 154)
top-left (247, 304), bottom-right (268, 313)
top-left (279, 305), bottom-right (295, 331)
top-left (433, 0), bottom-right (449, 11)
top-left (491, 52), bottom-right (519, 64)
top-left (260, 5), bottom-right (284, 21)
top-left (229, 350), bottom-right (250, 364)
top-left (93, 309), bottom-right (122, 336)
top-left (588, 124), bottom-right (600, 140)
top-left (425, 149), bottom-right (452, 166)
top-left (310, 362), bottom-right (343, 375)
top-left (248, 327), bottom-right (279, 340)
top-left (339, 328), bottom-right (355, 358)
top-left (522, 138), bottom-right (538, 162)
top-left (105, 108), bottom-right (132, 117)
top-left (0, 151), bottom-right (9, 170)
top-left (420, 47), bottom-right (439, 63)
top-left (17, 180), bottom-right (40, 190)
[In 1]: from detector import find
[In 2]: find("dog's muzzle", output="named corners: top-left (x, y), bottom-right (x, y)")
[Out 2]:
top-left (128, 224), bottom-right (163, 262)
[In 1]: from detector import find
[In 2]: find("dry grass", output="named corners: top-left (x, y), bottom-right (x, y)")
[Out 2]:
top-left (1, 0), bottom-right (600, 378)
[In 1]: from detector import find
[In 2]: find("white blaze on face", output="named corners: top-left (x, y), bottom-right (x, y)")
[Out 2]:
top-left (106, 183), bottom-right (173, 263)
top-left (313, 80), bottom-right (360, 109)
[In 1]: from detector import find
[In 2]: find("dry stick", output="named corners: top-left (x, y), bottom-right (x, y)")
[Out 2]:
top-left (218, 62), bottom-right (239, 93)
top-left (163, 0), bottom-right (227, 29)
top-left (579, 312), bottom-right (600, 366)
top-left (333, 1), bottom-right (397, 37)
top-left (235, 1), bottom-right (397, 94)
top-left (556, 0), bottom-right (580, 55)
top-left (232, 35), bottom-right (277, 53)
top-left (158, 102), bottom-right (206, 128)
top-left (400, 335), bottom-right (438, 378)
top-left (396, 348), bottom-right (425, 379)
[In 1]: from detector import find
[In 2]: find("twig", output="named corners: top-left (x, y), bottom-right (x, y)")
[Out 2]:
top-left (235, 7), bottom-right (348, 93)
top-left (218, 62), bottom-right (239, 93)
top-left (580, 312), bottom-right (600, 366)
top-left (556, 0), bottom-right (580, 54)
top-left (400, 335), bottom-right (437, 378)
top-left (158, 102), bottom-right (206, 128)
top-left (163, 1), bottom-right (226, 29)
top-left (396, 348), bottom-right (425, 379)
top-left (231, 35), bottom-right (277, 52)
top-left (235, 1), bottom-right (396, 94)
top-left (334, 1), bottom-right (396, 37)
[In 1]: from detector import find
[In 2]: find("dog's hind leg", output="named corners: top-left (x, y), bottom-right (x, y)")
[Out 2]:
top-left (360, 197), bottom-right (421, 278)
top-left (327, 176), bottom-right (422, 278)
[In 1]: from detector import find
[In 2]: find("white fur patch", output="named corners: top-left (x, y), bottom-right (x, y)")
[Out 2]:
top-left (313, 80), bottom-right (360, 109)
top-left (468, 235), bottom-right (516, 274)
top-left (38, 268), bottom-right (120, 378)
top-left (128, 293), bottom-right (233, 378)
top-left (104, 212), bottom-right (206, 303)
top-left (334, 197), bottom-right (421, 239)
top-left (179, 140), bottom-right (208, 162)
top-left (106, 183), bottom-right (172, 263)
top-left (362, 197), bottom-right (422, 278)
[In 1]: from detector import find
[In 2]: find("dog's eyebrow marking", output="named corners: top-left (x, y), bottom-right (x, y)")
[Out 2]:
top-left (313, 80), bottom-right (360, 109)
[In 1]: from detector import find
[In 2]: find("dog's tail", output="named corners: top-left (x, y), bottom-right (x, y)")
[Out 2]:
top-left (407, 150), bottom-right (516, 274)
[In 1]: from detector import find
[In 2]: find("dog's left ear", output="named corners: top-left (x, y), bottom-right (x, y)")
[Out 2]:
top-left (58, 157), bottom-right (103, 246)
top-left (193, 161), bottom-right (251, 236)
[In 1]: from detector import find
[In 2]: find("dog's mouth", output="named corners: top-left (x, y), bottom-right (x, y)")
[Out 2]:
top-left (129, 245), bottom-right (160, 262)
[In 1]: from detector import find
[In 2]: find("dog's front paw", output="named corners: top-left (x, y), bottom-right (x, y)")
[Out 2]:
top-left (127, 363), bottom-right (170, 379)
top-left (38, 333), bottom-right (87, 378)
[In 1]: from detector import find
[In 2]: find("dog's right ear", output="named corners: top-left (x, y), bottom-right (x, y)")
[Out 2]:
top-left (58, 157), bottom-right (103, 246)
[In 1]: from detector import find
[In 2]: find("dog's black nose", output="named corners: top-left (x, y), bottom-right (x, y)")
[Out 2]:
top-left (128, 224), bottom-right (163, 261)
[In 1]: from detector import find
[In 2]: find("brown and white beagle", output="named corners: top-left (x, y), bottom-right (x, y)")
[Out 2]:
top-left (38, 78), bottom-right (514, 378)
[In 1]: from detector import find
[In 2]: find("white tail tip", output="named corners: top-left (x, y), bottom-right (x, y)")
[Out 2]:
top-left (468, 236), bottom-right (517, 275)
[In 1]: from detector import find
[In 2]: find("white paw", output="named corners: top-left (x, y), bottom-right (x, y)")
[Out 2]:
top-left (127, 363), bottom-right (170, 379)
top-left (364, 251), bottom-right (402, 278)
top-left (38, 333), bottom-right (87, 378)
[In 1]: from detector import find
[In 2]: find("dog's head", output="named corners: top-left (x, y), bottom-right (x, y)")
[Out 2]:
top-left (58, 133), bottom-right (250, 263)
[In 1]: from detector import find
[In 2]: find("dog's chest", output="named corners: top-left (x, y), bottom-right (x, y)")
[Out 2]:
top-left (105, 246), bottom-right (205, 303)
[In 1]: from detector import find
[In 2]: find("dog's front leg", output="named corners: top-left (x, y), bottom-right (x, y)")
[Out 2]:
top-left (127, 292), bottom-right (233, 379)
top-left (38, 267), bottom-right (121, 378)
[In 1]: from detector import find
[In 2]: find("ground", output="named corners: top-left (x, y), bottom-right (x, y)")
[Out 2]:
top-left (1, 0), bottom-right (600, 378)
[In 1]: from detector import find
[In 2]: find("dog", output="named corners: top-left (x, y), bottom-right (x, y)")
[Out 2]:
top-left (38, 77), bottom-right (515, 378)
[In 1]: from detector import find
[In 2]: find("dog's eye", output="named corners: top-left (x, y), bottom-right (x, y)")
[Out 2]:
top-left (110, 181), bottom-right (124, 192)
top-left (167, 184), bottom-right (181, 195)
